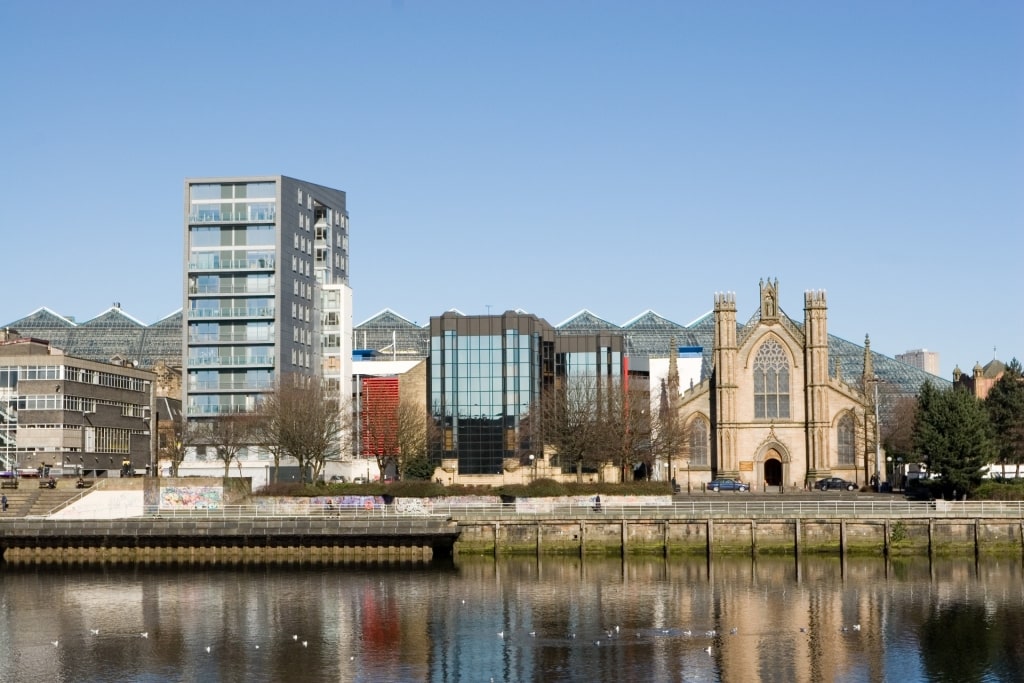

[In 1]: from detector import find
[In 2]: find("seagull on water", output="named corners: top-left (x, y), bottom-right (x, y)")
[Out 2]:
top-left (293, 634), bottom-right (299, 641)
top-left (682, 629), bottom-right (692, 637)
top-left (497, 631), bottom-right (504, 639)
top-left (704, 646), bottom-right (713, 654)
top-left (205, 646), bottom-right (211, 653)
top-left (852, 624), bottom-right (861, 631)
top-left (89, 629), bottom-right (99, 635)
top-left (302, 641), bottom-right (308, 647)
top-left (140, 632), bottom-right (148, 639)
top-left (51, 640), bottom-right (59, 647)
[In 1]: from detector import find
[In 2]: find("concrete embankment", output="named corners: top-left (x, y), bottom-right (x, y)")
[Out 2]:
top-left (451, 510), bottom-right (1024, 558)
top-left (0, 516), bottom-right (459, 564)
top-left (3, 481), bottom-right (1023, 563)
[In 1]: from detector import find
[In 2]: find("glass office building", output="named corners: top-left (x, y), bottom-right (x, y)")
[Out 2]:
top-left (428, 311), bottom-right (628, 476)
top-left (182, 176), bottom-right (350, 462)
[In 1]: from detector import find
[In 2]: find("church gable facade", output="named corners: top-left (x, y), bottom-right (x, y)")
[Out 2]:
top-left (676, 280), bottom-right (875, 491)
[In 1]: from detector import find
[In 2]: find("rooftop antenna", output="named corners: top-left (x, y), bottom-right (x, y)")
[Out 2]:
top-left (485, 304), bottom-right (492, 316)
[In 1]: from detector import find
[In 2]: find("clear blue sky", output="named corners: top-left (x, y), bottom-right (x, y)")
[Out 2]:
top-left (1, 1), bottom-right (1021, 378)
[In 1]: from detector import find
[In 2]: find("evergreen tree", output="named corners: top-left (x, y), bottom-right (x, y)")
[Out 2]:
top-left (912, 381), bottom-right (994, 498)
top-left (402, 455), bottom-right (436, 481)
top-left (985, 358), bottom-right (1024, 479)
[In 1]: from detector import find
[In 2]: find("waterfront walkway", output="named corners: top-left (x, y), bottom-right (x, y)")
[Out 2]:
top-left (4, 495), bottom-right (1024, 522)
top-left (3, 492), bottom-right (1023, 562)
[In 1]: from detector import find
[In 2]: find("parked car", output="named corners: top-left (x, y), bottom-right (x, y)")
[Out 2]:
top-left (351, 476), bottom-right (367, 484)
top-left (816, 477), bottom-right (857, 491)
top-left (329, 475), bottom-right (347, 483)
top-left (708, 478), bottom-right (749, 492)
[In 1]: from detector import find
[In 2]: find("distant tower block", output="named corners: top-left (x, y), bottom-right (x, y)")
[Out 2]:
top-left (895, 349), bottom-right (940, 376)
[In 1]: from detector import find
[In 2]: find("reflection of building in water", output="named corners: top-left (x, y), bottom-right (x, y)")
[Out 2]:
top-left (437, 556), bottom-right (902, 682)
top-left (1, 556), bottom-right (1020, 681)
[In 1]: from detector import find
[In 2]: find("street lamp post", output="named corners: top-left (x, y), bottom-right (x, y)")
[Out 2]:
top-left (528, 453), bottom-right (535, 483)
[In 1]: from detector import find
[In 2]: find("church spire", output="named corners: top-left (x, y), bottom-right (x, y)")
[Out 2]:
top-left (760, 277), bottom-right (780, 321)
top-left (667, 336), bottom-right (679, 398)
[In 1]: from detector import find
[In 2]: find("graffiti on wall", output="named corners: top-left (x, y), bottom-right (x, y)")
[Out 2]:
top-left (253, 496), bottom-right (386, 513)
top-left (514, 495), bottom-right (673, 513)
top-left (393, 498), bottom-right (432, 515)
top-left (160, 486), bottom-right (223, 510)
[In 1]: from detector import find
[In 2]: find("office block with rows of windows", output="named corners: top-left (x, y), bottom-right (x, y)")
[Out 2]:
top-left (182, 176), bottom-right (351, 468)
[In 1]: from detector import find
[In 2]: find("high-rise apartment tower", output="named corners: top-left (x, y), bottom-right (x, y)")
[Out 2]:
top-left (182, 176), bottom-right (351, 471)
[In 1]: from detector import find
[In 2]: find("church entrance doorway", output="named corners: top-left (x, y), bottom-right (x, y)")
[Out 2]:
top-left (763, 455), bottom-right (783, 487)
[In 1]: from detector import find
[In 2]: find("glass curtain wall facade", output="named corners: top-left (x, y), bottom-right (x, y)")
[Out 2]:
top-left (429, 312), bottom-right (553, 475)
top-left (183, 176), bottom-right (349, 460)
top-left (428, 314), bottom-right (629, 477)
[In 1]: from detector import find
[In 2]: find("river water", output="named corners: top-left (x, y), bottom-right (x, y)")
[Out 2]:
top-left (1, 554), bottom-right (1021, 683)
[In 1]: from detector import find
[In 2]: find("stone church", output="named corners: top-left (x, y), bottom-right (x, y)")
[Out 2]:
top-left (675, 279), bottom-right (879, 492)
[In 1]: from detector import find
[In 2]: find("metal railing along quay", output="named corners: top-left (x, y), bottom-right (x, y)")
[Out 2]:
top-left (29, 500), bottom-right (1024, 522)
top-left (437, 500), bottom-right (1024, 520)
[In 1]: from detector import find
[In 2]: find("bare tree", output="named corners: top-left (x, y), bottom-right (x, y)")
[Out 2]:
top-left (393, 397), bottom-right (428, 478)
top-left (881, 394), bottom-right (918, 462)
top-left (649, 378), bottom-right (688, 485)
top-left (199, 414), bottom-right (253, 478)
top-left (298, 388), bottom-right (348, 483)
top-left (538, 376), bottom-right (608, 482)
top-left (253, 373), bottom-right (350, 483)
top-left (252, 374), bottom-right (303, 483)
top-left (594, 380), bottom-right (652, 481)
top-left (159, 408), bottom-right (196, 477)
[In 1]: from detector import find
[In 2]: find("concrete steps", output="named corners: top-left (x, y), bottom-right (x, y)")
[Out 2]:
top-left (1, 481), bottom-right (84, 517)
top-left (27, 490), bottom-right (82, 516)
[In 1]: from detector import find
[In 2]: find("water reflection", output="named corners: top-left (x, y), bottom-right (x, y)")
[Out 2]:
top-left (1, 555), bottom-right (1022, 683)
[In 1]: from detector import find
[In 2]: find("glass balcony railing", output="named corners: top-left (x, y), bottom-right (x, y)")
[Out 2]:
top-left (188, 283), bottom-right (275, 295)
top-left (186, 405), bottom-right (254, 416)
top-left (187, 356), bottom-right (275, 368)
top-left (188, 209), bottom-right (276, 223)
top-left (188, 307), bottom-right (275, 319)
top-left (188, 332), bottom-right (274, 343)
top-left (188, 380), bottom-right (274, 392)
top-left (188, 258), bottom-right (276, 271)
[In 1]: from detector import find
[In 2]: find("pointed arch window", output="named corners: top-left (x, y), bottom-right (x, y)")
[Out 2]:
top-left (753, 339), bottom-right (790, 419)
top-left (689, 417), bottom-right (709, 466)
top-left (837, 413), bottom-right (855, 465)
